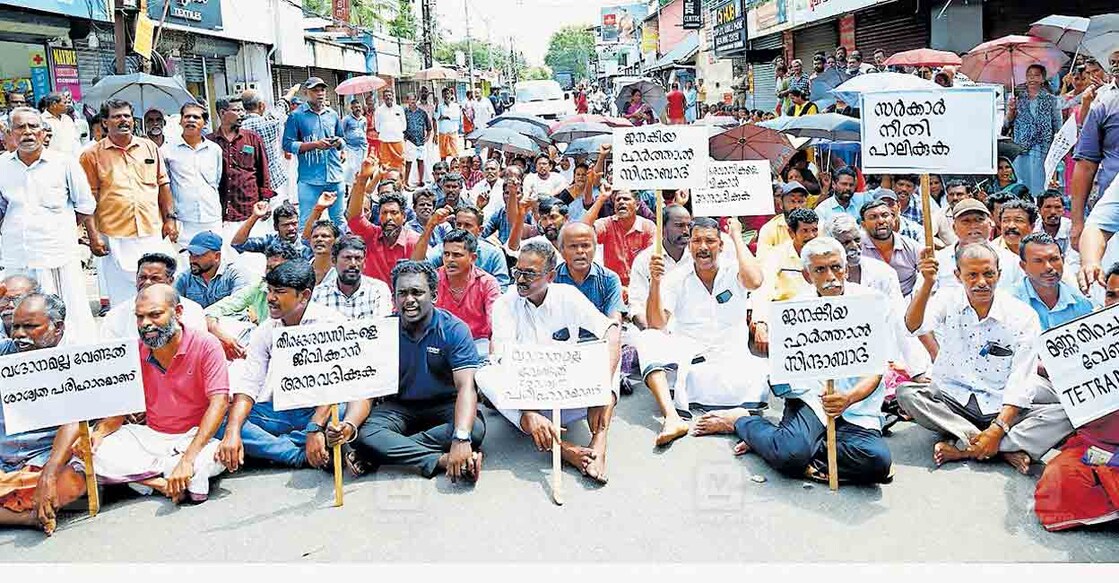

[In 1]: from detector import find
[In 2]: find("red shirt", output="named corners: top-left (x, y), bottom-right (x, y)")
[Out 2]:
top-left (207, 129), bottom-right (273, 222)
top-left (575, 91), bottom-right (588, 114)
top-left (666, 90), bottom-right (686, 120)
top-left (139, 327), bottom-right (229, 435)
top-left (435, 265), bottom-right (501, 340)
top-left (593, 215), bottom-right (655, 287)
top-left (348, 215), bottom-right (420, 285)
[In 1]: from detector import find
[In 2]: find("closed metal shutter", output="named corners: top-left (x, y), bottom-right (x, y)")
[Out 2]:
top-left (750, 33), bottom-right (783, 51)
top-left (983, 0), bottom-right (1115, 41)
top-left (854, 1), bottom-right (930, 59)
top-left (794, 21), bottom-right (838, 67)
top-left (181, 55), bottom-right (205, 83)
top-left (750, 62), bottom-right (777, 112)
top-left (310, 67), bottom-right (339, 95)
top-left (273, 67), bottom-right (310, 100)
top-left (74, 35), bottom-right (117, 98)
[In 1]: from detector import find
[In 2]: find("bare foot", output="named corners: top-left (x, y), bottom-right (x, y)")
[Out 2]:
top-left (1002, 451), bottom-right (1031, 475)
top-left (559, 441), bottom-right (596, 476)
top-left (732, 441), bottom-right (751, 456)
top-left (933, 441), bottom-right (970, 466)
top-left (585, 432), bottom-right (609, 484)
top-left (655, 417), bottom-right (690, 447)
top-left (692, 408), bottom-right (746, 436)
top-left (146, 478), bottom-right (185, 504)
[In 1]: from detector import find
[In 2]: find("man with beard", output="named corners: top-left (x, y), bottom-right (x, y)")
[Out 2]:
top-left (553, 222), bottom-right (623, 320)
top-left (0, 108), bottom-right (99, 340)
top-left (174, 231), bottom-right (253, 309)
top-left (231, 201), bottom-right (313, 275)
top-left (80, 98), bottom-right (177, 307)
top-left (219, 260), bottom-right (369, 471)
top-left (860, 198), bottom-right (921, 296)
top-left (102, 253), bottom-right (207, 340)
top-left (583, 188), bottom-right (655, 290)
top-left (161, 103), bottom-right (223, 247)
top-left (470, 159), bottom-right (503, 218)
top-left (422, 173), bottom-right (467, 246)
top-left (637, 217), bottom-right (766, 446)
top-left (0, 294), bottom-right (85, 535)
top-left (283, 78), bottom-right (345, 229)
top-left (0, 273), bottom-right (39, 338)
top-left (414, 204), bottom-right (510, 290)
top-left (478, 241), bottom-right (621, 483)
top-left (872, 188), bottom-right (926, 246)
top-left (894, 175), bottom-right (940, 226)
top-left (1011, 232), bottom-right (1093, 330)
top-left (507, 196), bottom-right (566, 259)
top-left (758, 182), bottom-right (810, 261)
top-left (991, 199), bottom-right (1038, 259)
top-left (732, 237), bottom-right (896, 484)
top-left (310, 236), bottom-right (392, 320)
top-left (405, 189), bottom-right (437, 241)
top-left (143, 108), bottom-right (166, 148)
top-left (348, 261), bottom-right (485, 481)
top-left (814, 167), bottom-right (868, 226)
top-left (347, 161), bottom-right (420, 285)
top-left (90, 284), bottom-right (229, 504)
top-left (914, 198), bottom-right (1024, 294)
top-left (205, 241), bottom-right (300, 360)
top-left (1036, 189), bottom-right (1075, 257)
top-left (900, 243), bottom-right (1071, 471)
top-left (209, 96), bottom-right (273, 275)
top-left (432, 230), bottom-right (501, 353)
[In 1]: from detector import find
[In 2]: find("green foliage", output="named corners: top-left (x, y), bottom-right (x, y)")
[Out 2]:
top-left (435, 37), bottom-right (526, 72)
top-left (389, 0), bottom-right (417, 40)
top-left (521, 66), bottom-right (553, 81)
top-left (543, 25), bottom-right (594, 81)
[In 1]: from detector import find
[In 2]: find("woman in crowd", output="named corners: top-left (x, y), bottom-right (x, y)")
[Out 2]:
top-left (1005, 63), bottom-right (1062, 194)
top-left (622, 89), bottom-right (655, 126)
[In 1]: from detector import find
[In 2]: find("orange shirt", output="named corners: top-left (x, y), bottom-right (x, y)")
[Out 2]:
top-left (79, 137), bottom-right (169, 238)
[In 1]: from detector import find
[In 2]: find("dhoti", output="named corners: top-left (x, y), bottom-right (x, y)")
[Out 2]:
top-left (93, 424), bottom-right (225, 502)
top-left (635, 329), bottom-right (769, 411)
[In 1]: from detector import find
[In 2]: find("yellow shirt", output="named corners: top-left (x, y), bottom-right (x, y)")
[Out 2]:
top-left (79, 137), bottom-right (169, 238)
top-left (756, 214), bottom-right (791, 262)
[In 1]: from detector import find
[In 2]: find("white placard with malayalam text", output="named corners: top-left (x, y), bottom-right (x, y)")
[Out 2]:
top-left (0, 340), bottom-right (145, 434)
top-left (860, 87), bottom-right (998, 174)
top-left (769, 295), bottom-right (889, 384)
top-left (490, 341), bottom-right (613, 411)
top-left (612, 125), bottom-right (709, 190)
top-left (268, 318), bottom-right (400, 411)
top-left (692, 160), bottom-right (774, 217)
top-left (1037, 306), bottom-right (1119, 427)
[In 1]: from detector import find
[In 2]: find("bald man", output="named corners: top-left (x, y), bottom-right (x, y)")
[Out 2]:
top-left (90, 284), bottom-right (229, 503)
top-left (553, 222), bottom-right (624, 320)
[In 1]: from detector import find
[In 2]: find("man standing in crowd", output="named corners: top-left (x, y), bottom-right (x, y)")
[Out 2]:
top-left (436, 87), bottom-right (462, 163)
top-left (143, 109), bottom-right (167, 148)
top-left (209, 96), bottom-right (273, 266)
top-left (666, 82), bottom-right (686, 125)
top-left (240, 89), bottom-right (289, 204)
top-left (403, 93), bottom-right (432, 188)
top-left (374, 88), bottom-right (406, 175)
top-left (80, 98), bottom-right (177, 307)
top-left (341, 98), bottom-right (370, 188)
top-left (283, 77), bottom-right (345, 228)
top-left (42, 92), bottom-right (78, 156)
top-left (161, 102), bottom-right (223, 246)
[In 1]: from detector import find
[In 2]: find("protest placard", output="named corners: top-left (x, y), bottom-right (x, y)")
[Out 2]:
top-left (1044, 116), bottom-right (1079, 187)
top-left (268, 317), bottom-right (400, 412)
top-left (1037, 306), bottom-right (1119, 427)
top-left (691, 160), bottom-right (774, 217)
top-left (0, 340), bottom-right (145, 435)
top-left (768, 294), bottom-right (889, 384)
top-left (491, 341), bottom-right (613, 411)
top-left (612, 125), bottom-right (709, 190)
top-left (860, 87), bottom-right (998, 174)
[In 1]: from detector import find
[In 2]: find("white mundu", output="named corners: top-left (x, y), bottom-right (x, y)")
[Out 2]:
top-left (635, 256), bottom-right (768, 410)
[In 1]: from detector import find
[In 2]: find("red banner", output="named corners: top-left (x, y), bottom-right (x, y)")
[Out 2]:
top-left (333, 0), bottom-right (351, 22)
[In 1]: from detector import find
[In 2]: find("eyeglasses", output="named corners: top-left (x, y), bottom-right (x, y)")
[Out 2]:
top-left (511, 268), bottom-right (549, 282)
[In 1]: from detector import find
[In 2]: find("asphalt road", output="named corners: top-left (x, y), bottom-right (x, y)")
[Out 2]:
top-left (2, 386), bottom-right (1117, 563)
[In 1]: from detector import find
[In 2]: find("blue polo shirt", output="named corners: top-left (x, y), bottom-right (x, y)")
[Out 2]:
top-left (1010, 277), bottom-right (1095, 331)
top-left (554, 262), bottom-right (624, 317)
top-left (426, 238), bottom-right (512, 291)
top-left (398, 308), bottom-right (480, 402)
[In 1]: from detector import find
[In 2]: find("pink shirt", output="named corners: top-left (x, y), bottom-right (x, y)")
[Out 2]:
top-left (435, 265), bottom-right (501, 340)
top-left (348, 215), bottom-right (420, 286)
top-left (139, 327), bottom-right (229, 435)
top-left (594, 215), bottom-right (655, 287)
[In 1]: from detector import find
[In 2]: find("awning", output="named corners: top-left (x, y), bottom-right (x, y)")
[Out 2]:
top-left (643, 32), bottom-right (699, 73)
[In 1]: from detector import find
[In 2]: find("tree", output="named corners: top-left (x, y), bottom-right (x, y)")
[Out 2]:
top-left (434, 37), bottom-right (526, 73)
top-left (543, 25), bottom-right (594, 81)
top-left (521, 66), bottom-right (552, 81)
top-left (302, 0), bottom-right (400, 30)
top-left (388, 0), bottom-right (417, 40)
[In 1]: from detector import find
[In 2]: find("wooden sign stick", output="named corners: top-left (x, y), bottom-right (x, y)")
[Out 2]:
top-left (654, 190), bottom-right (665, 257)
top-left (920, 174), bottom-right (934, 252)
top-left (331, 404), bottom-right (343, 507)
top-left (552, 407), bottom-right (563, 506)
top-left (824, 379), bottom-right (839, 492)
top-left (78, 421), bottom-right (99, 516)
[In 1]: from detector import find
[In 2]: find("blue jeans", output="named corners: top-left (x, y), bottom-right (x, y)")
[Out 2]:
top-left (297, 181), bottom-right (344, 230)
top-left (217, 401), bottom-right (315, 468)
top-left (734, 398), bottom-right (892, 484)
top-left (1012, 145), bottom-right (1046, 196)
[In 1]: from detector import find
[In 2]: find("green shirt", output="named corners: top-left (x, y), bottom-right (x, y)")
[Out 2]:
top-left (205, 279), bottom-right (269, 324)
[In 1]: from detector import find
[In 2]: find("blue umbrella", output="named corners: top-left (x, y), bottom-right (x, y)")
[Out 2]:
top-left (471, 127), bottom-right (541, 157)
top-left (83, 73), bottom-right (197, 119)
top-left (810, 68), bottom-right (852, 111)
top-left (481, 118), bottom-right (551, 147)
top-left (830, 72), bottom-right (941, 107)
top-left (780, 113), bottom-right (861, 142)
top-left (563, 134), bottom-right (611, 157)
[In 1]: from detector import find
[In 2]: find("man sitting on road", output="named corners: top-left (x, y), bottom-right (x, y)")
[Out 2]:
top-left (310, 236), bottom-right (392, 321)
top-left (1011, 232), bottom-right (1094, 331)
top-left (230, 201), bottom-right (313, 272)
top-left (174, 231), bottom-right (254, 309)
top-left (413, 204), bottom-right (511, 290)
top-left (429, 230), bottom-right (501, 354)
top-left (913, 198), bottom-right (1024, 294)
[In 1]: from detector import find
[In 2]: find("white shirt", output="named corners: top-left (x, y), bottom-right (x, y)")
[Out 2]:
top-left (491, 283), bottom-right (615, 346)
top-left (627, 237), bottom-right (736, 317)
top-left (44, 111), bottom-right (80, 156)
top-left (374, 103), bottom-right (407, 143)
top-left (470, 177), bottom-right (504, 218)
top-left (915, 242), bottom-right (1023, 294)
top-left (470, 97), bottom-right (494, 128)
top-left (102, 295), bottom-right (208, 340)
top-left (660, 257), bottom-right (751, 352)
top-left (913, 288), bottom-right (1041, 414)
top-left (0, 150), bottom-right (95, 269)
top-left (160, 139), bottom-right (223, 225)
top-left (235, 303), bottom-right (345, 403)
top-left (522, 171), bottom-right (567, 200)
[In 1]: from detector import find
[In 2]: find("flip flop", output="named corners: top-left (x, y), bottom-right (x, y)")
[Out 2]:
top-left (341, 443), bottom-right (370, 478)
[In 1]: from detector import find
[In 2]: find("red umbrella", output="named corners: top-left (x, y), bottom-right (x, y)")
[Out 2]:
top-left (961, 35), bottom-right (1069, 87)
top-left (336, 75), bottom-right (387, 95)
top-left (884, 48), bottom-right (962, 68)
top-left (549, 114), bottom-right (631, 132)
top-left (709, 125), bottom-right (796, 174)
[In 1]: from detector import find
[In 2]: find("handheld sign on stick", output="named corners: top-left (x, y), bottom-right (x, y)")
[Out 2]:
top-left (0, 339), bottom-right (146, 518)
top-left (267, 317), bottom-right (401, 507)
top-left (611, 125), bottom-right (709, 191)
top-left (1037, 305), bottom-right (1119, 428)
top-left (692, 160), bottom-right (774, 218)
top-left (920, 174), bottom-right (934, 252)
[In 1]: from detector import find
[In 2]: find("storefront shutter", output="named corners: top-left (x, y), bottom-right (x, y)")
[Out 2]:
top-left (854, 1), bottom-right (930, 59)
top-left (794, 21), bottom-right (838, 67)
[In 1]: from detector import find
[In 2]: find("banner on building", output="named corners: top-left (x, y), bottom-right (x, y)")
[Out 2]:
top-left (133, 13), bottom-right (155, 60)
top-left (49, 47), bottom-right (82, 101)
top-left (333, 0), bottom-right (351, 23)
top-left (711, 0), bottom-right (747, 58)
top-left (148, 0), bottom-right (224, 31)
top-left (683, 0), bottom-right (703, 30)
top-left (600, 4), bottom-right (649, 44)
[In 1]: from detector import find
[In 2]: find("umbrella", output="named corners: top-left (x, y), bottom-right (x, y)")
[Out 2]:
top-left (1029, 15), bottom-right (1090, 53)
top-left (488, 113), bottom-right (551, 131)
top-left (998, 136), bottom-right (1027, 161)
top-left (810, 68), bottom-right (853, 110)
top-left (83, 73), bottom-right (196, 118)
top-left (695, 115), bottom-right (740, 127)
top-left (482, 118), bottom-right (551, 148)
top-left (549, 122), bottom-right (612, 143)
top-left (335, 75), bottom-right (387, 95)
top-left (883, 48), bottom-right (963, 68)
top-left (709, 124), bottom-right (797, 174)
top-left (412, 65), bottom-right (459, 81)
top-left (1082, 13), bottom-right (1119, 67)
top-left (563, 134), bottom-right (611, 158)
top-left (779, 113), bottom-right (861, 142)
top-left (830, 72), bottom-right (941, 106)
top-left (961, 35), bottom-right (1069, 88)
top-left (471, 127), bottom-right (540, 157)
top-left (614, 78), bottom-right (668, 120)
top-left (549, 114), bottom-right (631, 132)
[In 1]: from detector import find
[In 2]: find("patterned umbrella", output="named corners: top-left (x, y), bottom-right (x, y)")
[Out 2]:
top-left (961, 35), bottom-right (1069, 88)
top-left (709, 124), bottom-right (797, 174)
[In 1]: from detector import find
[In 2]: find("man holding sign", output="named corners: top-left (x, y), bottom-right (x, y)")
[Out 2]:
top-left (0, 294), bottom-right (85, 535)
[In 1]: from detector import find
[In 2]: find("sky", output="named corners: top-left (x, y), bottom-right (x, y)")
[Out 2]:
top-left (435, 0), bottom-right (619, 66)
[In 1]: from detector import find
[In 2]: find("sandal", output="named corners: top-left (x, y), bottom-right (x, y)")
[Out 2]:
top-left (341, 443), bottom-right (370, 478)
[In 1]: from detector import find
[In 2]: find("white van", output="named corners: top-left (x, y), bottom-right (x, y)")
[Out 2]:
top-left (511, 80), bottom-right (574, 120)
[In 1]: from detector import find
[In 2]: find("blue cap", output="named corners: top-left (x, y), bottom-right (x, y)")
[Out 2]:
top-left (185, 231), bottom-right (222, 255)
top-left (873, 187), bottom-right (898, 202)
top-left (781, 181), bottom-right (808, 197)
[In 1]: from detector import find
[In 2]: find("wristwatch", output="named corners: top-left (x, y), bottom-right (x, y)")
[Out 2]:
top-left (991, 418), bottom-right (1011, 433)
top-left (306, 422), bottom-right (324, 434)
top-left (452, 428), bottom-right (471, 443)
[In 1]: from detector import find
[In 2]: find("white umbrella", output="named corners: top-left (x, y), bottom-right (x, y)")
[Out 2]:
top-left (830, 71), bottom-right (941, 106)
top-left (1029, 15), bottom-right (1091, 53)
top-left (1082, 13), bottom-right (1119, 67)
top-left (83, 73), bottom-right (196, 117)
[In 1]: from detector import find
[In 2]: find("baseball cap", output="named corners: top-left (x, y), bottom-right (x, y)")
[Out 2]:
top-left (950, 198), bottom-right (990, 219)
top-left (303, 77), bottom-right (328, 89)
top-left (185, 231), bottom-right (222, 256)
top-left (873, 187), bottom-right (898, 202)
top-left (781, 181), bottom-right (809, 197)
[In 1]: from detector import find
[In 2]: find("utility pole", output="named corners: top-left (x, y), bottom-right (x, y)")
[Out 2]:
top-left (420, 0), bottom-right (434, 67)
top-left (464, 1), bottom-right (474, 88)
top-left (113, 0), bottom-right (128, 74)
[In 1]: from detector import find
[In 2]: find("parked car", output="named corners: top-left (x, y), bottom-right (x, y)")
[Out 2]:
top-left (511, 80), bottom-right (574, 120)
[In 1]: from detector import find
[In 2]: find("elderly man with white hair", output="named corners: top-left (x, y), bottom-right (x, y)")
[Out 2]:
top-left (731, 236), bottom-right (896, 485)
